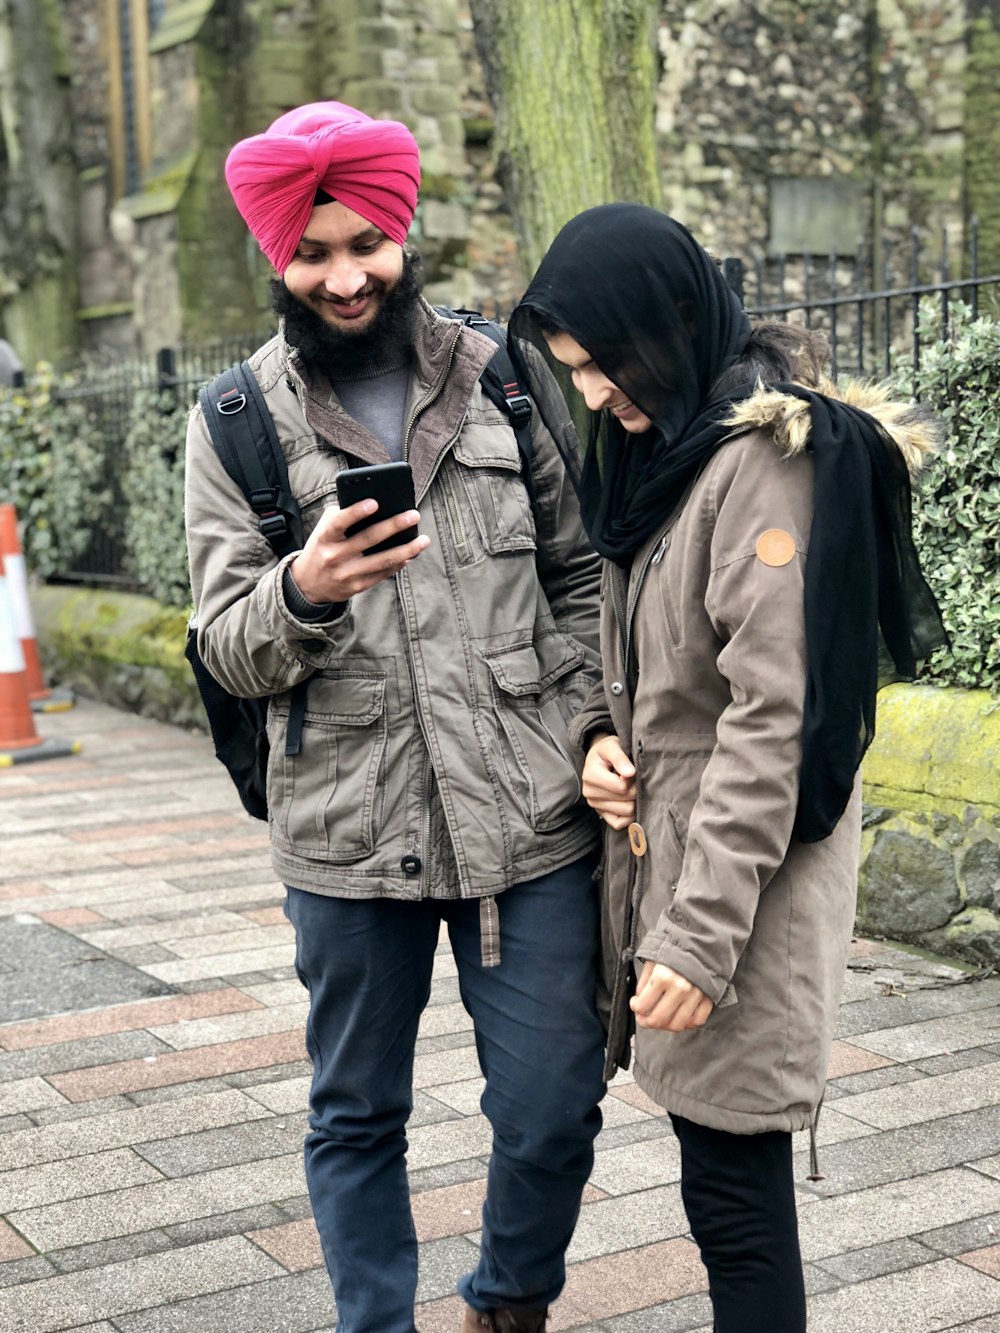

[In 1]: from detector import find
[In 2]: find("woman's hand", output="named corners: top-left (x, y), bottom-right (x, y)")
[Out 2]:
top-left (582, 733), bottom-right (637, 830)
top-left (630, 960), bottom-right (713, 1031)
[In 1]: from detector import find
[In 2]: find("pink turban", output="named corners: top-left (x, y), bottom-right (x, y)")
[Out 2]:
top-left (225, 101), bottom-right (421, 274)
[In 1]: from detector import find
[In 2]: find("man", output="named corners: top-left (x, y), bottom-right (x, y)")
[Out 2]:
top-left (184, 102), bottom-right (606, 1333)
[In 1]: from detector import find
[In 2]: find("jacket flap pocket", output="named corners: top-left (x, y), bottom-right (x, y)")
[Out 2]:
top-left (484, 644), bottom-right (540, 696)
top-left (453, 430), bottom-right (522, 472)
top-left (484, 639), bottom-right (585, 697)
top-left (308, 673), bottom-right (386, 725)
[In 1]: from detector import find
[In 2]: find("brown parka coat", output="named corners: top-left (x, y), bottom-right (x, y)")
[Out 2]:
top-left (568, 381), bottom-right (936, 1135)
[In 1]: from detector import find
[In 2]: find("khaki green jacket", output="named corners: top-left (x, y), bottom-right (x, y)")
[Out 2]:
top-left (186, 301), bottom-right (602, 901)
top-left (569, 383), bottom-right (935, 1133)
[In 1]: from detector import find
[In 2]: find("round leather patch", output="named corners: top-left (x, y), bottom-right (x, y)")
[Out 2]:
top-left (755, 529), bottom-right (796, 567)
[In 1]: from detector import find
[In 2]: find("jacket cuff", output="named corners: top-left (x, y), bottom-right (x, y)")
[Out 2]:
top-left (258, 555), bottom-right (352, 666)
top-left (567, 707), bottom-right (614, 771)
top-left (282, 566), bottom-right (345, 622)
top-left (634, 929), bottom-right (729, 1007)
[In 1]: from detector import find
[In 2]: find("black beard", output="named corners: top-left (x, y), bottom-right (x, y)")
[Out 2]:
top-left (271, 251), bottom-right (424, 377)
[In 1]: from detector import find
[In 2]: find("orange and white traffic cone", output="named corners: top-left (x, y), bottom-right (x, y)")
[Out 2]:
top-left (0, 553), bottom-right (80, 766)
top-left (0, 503), bottom-right (74, 712)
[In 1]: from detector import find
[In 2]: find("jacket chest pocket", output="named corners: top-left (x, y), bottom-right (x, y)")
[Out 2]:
top-left (484, 639), bottom-right (584, 832)
top-left (268, 671), bottom-right (387, 862)
top-left (439, 425), bottom-right (536, 565)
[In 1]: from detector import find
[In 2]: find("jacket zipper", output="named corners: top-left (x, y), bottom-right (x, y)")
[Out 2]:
top-left (402, 327), bottom-right (460, 461)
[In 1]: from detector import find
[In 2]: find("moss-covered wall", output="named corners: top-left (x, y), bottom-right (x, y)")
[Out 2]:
top-left (965, 4), bottom-right (1000, 280)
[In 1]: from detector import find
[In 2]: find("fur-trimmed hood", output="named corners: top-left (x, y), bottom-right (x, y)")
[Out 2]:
top-left (723, 378), bottom-right (940, 480)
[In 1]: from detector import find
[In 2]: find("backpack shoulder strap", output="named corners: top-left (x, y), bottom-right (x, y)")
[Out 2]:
top-left (434, 307), bottom-right (534, 471)
top-left (198, 361), bottom-right (301, 559)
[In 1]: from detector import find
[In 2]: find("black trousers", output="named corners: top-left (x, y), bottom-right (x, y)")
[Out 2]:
top-left (670, 1113), bottom-right (807, 1333)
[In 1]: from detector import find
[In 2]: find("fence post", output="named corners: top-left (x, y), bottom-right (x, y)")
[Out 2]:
top-left (155, 347), bottom-right (177, 414)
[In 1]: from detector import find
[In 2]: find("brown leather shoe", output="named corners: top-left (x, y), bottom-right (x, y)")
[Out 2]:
top-left (461, 1305), bottom-right (548, 1332)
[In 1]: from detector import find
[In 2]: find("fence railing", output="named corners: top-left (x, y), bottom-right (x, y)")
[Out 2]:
top-left (45, 221), bottom-right (1000, 590)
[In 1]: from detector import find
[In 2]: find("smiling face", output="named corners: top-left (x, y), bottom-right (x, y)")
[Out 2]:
top-left (282, 200), bottom-right (405, 334)
top-left (543, 330), bottom-right (654, 434)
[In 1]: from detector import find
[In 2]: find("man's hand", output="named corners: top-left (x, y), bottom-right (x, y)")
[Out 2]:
top-left (288, 500), bottom-right (430, 604)
top-left (582, 732), bottom-right (637, 830)
top-left (630, 960), bottom-right (713, 1032)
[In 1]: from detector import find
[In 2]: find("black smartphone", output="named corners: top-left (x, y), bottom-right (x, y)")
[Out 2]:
top-left (335, 461), bottom-right (418, 555)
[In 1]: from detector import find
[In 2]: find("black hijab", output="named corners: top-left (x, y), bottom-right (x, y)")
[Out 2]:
top-left (509, 203), bottom-right (947, 842)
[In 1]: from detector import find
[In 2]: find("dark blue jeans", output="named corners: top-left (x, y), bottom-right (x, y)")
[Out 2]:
top-left (285, 857), bottom-right (605, 1333)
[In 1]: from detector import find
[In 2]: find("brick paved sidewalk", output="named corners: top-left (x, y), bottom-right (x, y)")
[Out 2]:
top-left (0, 698), bottom-right (998, 1333)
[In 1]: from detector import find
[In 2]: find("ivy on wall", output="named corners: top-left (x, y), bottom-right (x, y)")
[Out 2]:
top-left (892, 303), bottom-right (1000, 693)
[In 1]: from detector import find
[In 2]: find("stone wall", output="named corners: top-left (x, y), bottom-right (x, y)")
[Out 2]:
top-left (859, 685), bottom-right (1000, 966)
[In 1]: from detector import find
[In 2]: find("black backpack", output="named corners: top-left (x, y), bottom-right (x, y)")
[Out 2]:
top-left (185, 310), bottom-right (535, 820)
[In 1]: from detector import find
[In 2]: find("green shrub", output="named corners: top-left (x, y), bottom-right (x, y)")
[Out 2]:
top-left (893, 303), bottom-right (1000, 692)
top-left (120, 388), bottom-right (191, 607)
top-left (0, 365), bottom-right (110, 577)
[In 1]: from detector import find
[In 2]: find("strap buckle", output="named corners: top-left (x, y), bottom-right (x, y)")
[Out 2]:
top-left (504, 391), bottom-right (532, 430)
top-left (259, 512), bottom-right (291, 543)
top-left (218, 392), bottom-right (247, 416)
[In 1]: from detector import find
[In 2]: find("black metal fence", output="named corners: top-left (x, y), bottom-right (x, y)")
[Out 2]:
top-left (48, 221), bottom-right (1000, 590)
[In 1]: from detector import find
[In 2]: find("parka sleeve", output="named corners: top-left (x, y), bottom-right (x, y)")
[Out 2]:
top-left (185, 402), bottom-right (349, 700)
top-left (634, 439), bottom-right (814, 1003)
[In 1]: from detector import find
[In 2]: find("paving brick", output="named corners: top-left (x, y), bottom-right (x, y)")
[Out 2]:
top-left (588, 1136), bottom-right (682, 1196)
top-left (793, 1106), bottom-right (1000, 1198)
top-left (161, 923), bottom-right (294, 960)
top-left (567, 1185), bottom-right (690, 1263)
top-left (960, 1244), bottom-right (1000, 1279)
top-left (823, 1062), bottom-right (926, 1100)
top-left (796, 1166), bottom-right (1000, 1262)
top-left (75, 912), bottom-right (255, 950)
top-left (0, 881), bottom-right (52, 900)
top-left (0, 1076), bottom-right (68, 1116)
top-left (112, 1267), bottom-right (335, 1333)
top-left (134, 1117), bottom-right (305, 1178)
top-left (235, 979), bottom-right (304, 1006)
top-left (114, 834), bottom-right (268, 867)
top-left (826, 1040), bottom-right (895, 1080)
top-left (414, 1234), bottom-right (480, 1302)
top-left (246, 1217), bottom-right (323, 1271)
top-left (916, 1210), bottom-right (1000, 1257)
top-left (138, 943), bottom-right (295, 984)
top-left (409, 1157), bottom-right (490, 1196)
top-left (0, 1256), bottom-right (59, 1289)
top-left (45, 1028), bottom-right (308, 1101)
top-left (407, 1114), bottom-right (493, 1170)
top-left (831, 1062), bottom-right (1000, 1130)
top-left (66, 815), bottom-right (245, 844)
top-left (0, 1218), bottom-right (32, 1262)
top-left (846, 1005), bottom-right (1000, 1060)
top-left (607, 1082), bottom-right (667, 1117)
top-left (9, 1152), bottom-right (306, 1249)
top-left (163, 1202), bottom-right (288, 1247)
top-left (147, 1001), bottom-right (307, 1051)
top-left (413, 1045), bottom-right (483, 1089)
top-left (241, 1075), bottom-right (312, 1114)
top-left (35, 907), bottom-right (106, 927)
top-left (0, 987), bottom-right (262, 1052)
top-left (0, 1030), bottom-right (170, 1082)
top-left (0, 1235), bottom-right (283, 1333)
top-left (805, 1256), bottom-right (1000, 1331)
top-left (598, 1092), bottom-right (659, 1129)
top-left (551, 1238), bottom-right (707, 1329)
top-left (240, 906), bottom-right (287, 925)
top-left (47, 1228), bottom-right (174, 1275)
top-left (0, 1146), bottom-right (163, 1211)
top-left (816, 1236), bottom-right (938, 1283)
top-left (424, 1077), bottom-right (485, 1117)
top-left (597, 1291), bottom-right (716, 1332)
top-left (418, 1001), bottom-right (474, 1040)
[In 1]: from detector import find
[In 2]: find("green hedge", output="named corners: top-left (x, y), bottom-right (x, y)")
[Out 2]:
top-left (891, 304), bottom-right (1000, 692)
top-left (0, 309), bottom-right (998, 694)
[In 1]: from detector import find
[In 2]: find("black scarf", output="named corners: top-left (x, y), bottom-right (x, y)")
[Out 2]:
top-left (508, 203), bottom-right (947, 841)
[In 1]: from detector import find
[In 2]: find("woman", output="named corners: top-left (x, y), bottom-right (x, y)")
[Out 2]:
top-left (507, 204), bottom-right (946, 1331)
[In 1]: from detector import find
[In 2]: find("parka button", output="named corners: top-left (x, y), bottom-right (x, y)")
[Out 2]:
top-left (610, 681), bottom-right (624, 696)
top-left (300, 638), bottom-right (325, 653)
top-left (401, 855), bottom-right (422, 876)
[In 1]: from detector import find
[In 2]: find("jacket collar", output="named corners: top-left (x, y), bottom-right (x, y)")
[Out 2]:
top-left (280, 300), bottom-right (497, 499)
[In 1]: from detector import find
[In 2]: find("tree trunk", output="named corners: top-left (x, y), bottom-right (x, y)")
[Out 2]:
top-left (965, 1), bottom-right (1000, 290)
top-left (469, 0), bottom-right (662, 276)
